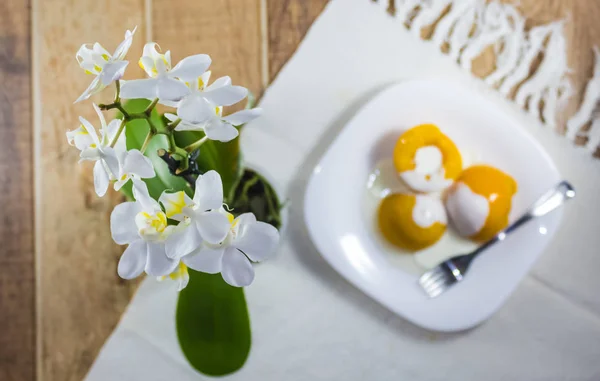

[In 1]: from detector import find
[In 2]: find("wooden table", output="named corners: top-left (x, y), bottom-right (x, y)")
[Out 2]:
top-left (1, 1), bottom-right (598, 380)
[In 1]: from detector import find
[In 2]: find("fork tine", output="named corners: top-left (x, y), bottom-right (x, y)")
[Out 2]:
top-left (426, 282), bottom-right (449, 298)
top-left (418, 267), bottom-right (445, 286)
top-left (419, 271), bottom-right (446, 289)
top-left (419, 265), bottom-right (457, 298)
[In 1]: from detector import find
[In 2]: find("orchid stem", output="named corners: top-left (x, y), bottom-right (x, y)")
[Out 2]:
top-left (184, 136), bottom-right (208, 152)
top-left (140, 131), bottom-right (154, 154)
top-left (109, 119), bottom-right (127, 148)
top-left (145, 98), bottom-right (159, 116)
top-left (167, 118), bottom-right (181, 131)
top-left (114, 80), bottom-right (121, 103)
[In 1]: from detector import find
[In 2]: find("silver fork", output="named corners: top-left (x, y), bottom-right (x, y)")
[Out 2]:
top-left (418, 181), bottom-right (576, 298)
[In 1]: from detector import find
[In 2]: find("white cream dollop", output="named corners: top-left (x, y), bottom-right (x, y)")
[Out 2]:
top-left (400, 146), bottom-right (453, 192)
top-left (412, 195), bottom-right (447, 228)
top-left (445, 182), bottom-right (489, 237)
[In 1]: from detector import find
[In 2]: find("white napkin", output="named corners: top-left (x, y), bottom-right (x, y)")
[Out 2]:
top-left (86, 0), bottom-right (600, 379)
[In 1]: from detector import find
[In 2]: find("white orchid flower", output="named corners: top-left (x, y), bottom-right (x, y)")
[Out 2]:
top-left (162, 70), bottom-right (247, 113)
top-left (165, 99), bottom-right (262, 143)
top-left (111, 179), bottom-right (179, 279)
top-left (120, 43), bottom-right (211, 102)
top-left (158, 262), bottom-right (190, 291)
top-left (75, 27), bottom-right (136, 103)
top-left (66, 104), bottom-right (123, 196)
top-left (114, 149), bottom-right (155, 191)
top-left (160, 170), bottom-right (230, 260)
top-left (182, 211), bottom-right (279, 287)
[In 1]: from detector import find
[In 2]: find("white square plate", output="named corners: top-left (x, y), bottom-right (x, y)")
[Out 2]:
top-left (304, 79), bottom-right (563, 331)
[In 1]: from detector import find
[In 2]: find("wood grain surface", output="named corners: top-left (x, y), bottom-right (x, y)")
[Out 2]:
top-left (34, 1), bottom-right (146, 380)
top-left (0, 1), bottom-right (34, 381)
top-left (0, 0), bottom-right (597, 380)
top-left (268, 0), bottom-right (330, 82)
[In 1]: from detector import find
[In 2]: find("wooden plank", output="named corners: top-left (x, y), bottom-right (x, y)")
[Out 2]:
top-left (34, 1), bottom-right (146, 380)
top-left (267, 0), bottom-right (329, 82)
top-left (27, 1), bottom-right (600, 380)
top-left (0, 1), bottom-right (34, 381)
top-left (152, 0), bottom-right (265, 98)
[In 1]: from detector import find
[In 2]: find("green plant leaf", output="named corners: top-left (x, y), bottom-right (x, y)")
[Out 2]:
top-left (176, 270), bottom-right (251, 376)
top-left (230, 169), bottom-right (283, 229)
top-left (120, 99), bottom-right (191, 199)
top-left (174, 130), bottom-right (242, 198)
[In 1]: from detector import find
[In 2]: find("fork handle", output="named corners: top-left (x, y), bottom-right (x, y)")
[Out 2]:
top-left (469, 181), bottom-right (575, 258)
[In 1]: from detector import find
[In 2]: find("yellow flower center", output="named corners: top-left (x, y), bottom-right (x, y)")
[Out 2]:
top-left (162, 191), bottom-right (187, 218)
top-left (140, 211), bottom-right (167, 233)
top-left (169, 262), bottom-right (188, 281)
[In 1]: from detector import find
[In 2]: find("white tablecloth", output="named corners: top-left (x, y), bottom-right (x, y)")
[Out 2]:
top-left (86, 0), bottom-right (600, 379)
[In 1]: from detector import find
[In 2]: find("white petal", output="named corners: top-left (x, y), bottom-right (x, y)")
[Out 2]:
top-left (79, 147), bottom-right (101, 162)
top-left (222, 108), bottom-right (262, 126)
top-left (174, 263), bottom-right (190, 291)
top-left (101, 146), bottom-right (120, 177)
top-left (66, 127), bottom-right (94, 150)
top-left (93, 103), bottom-right (107, 131)
top-left (166, 113), bottom-right (204, 131)
top-left (234, 214), bottom-right (279, 262)
top-left (164, 113), bottom-right (178, 123)
top-left (159, 191), bottom-right (192, 220)
top-left (165, 224), bottom-right (203, 259)
top-left (118, 240), bottom-right (148, 279)
top-left (205, 76), bottom-right (231, 90)
top-left (112, 27), bottom-right (136, 60)
top-left (93, 42), bottom-right (111, 57)
top-left (142, 42), bottom-right (159, 59)
top-left (75, 76), bottom-right (104, 103)
top-left (177, 273), bottom-right (189, 291)
top-left (105, 119), bottom-right (122, 143)
top-left (75, 43), bottom-right (93, 67)
top-left (164, 51), bottom-right (172, 68)
top-left (123, 149), bottom-right (155, 178)
top-left (99, 60), bottom-right (128, 85)
top-left (197, 70), bottom-right (212, 90)
top-left (159, 99), bottom-right (179, 108)
top-left (196, 211), bottom-right (230, 244)
top-left (120, 78), bottom-right (158, 99)
top-left (203, 85), bottom-right (248, 106)
top-left (169, 54), bottom-right (212, 81)
top-left (93, 160), bottom-right (110, 197)
top-left (183, 246), bottom-right (224, 274)
top-left (157, 77), bottom-right (190, 101)
top-left (177, 93), bottom-right (211, 124)
top-left (111, 201), bottom-right (141, 244)
top-left (175, 120), bottom-right (204, 132)
top-left (221, 247), bottom-right (254, 287)
top-left (193, 170), bottom-right (223, 210)
top-left (132, 178), bottom-right (161, 212)
top-left (139, 56), bottom-right (157, 77)
top-left (145, 242), bottom-right (178, 276)
top-left (79, 116), bottom-right (101, 146)
top-left (204, 120), bottom-right (239, 142)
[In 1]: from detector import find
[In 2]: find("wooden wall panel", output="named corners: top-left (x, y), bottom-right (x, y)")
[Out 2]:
top-left (152, 0), bottom-right (264, 97)
top-left (34, 1), bottom-right (146, 380)
top-left (19, 1), bottom-right (599, 380)
top-left (0, 0), bottom-right (34, 380)
top-left (267, 0), bottom-right (329, 82)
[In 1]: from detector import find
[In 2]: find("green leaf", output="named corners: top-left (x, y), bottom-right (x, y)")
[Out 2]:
top-left (230, 169), bottom-right (283, 229)
top-left (120, 99), bottom-right (191, 199)
top-left (176, 270), bottom-right (251, 376)
top-left (174, 130), bottom-right (242, 198)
